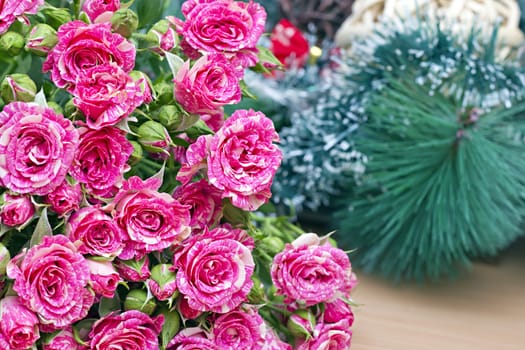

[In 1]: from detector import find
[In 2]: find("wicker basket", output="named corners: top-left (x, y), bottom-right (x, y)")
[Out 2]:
top-left (335, 0), bottom-right (524, 52)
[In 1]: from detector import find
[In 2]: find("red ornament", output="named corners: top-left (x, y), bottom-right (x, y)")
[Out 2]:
top-left (270, 19), bottom-right (310, 69)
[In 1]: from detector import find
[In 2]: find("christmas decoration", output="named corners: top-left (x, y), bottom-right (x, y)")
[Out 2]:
top-left (335, 18), bottom-right (525, 281)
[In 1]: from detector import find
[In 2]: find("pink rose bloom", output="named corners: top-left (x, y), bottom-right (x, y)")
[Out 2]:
top-left (87, 259), bottom-right (121, 298)
top-left (262, 325), bottom-right (292, 350)
top-left (0, 102), bottom-right (78, 196)
top-left (295, 320), bottom-right (352, 350)
top-left (176, 134), bottom-right (210, 184)
top-left (211, 307), bottom-right (266, 349)
top-left (203, 224), bottom-right (254, 250)
top-left (200, 110), bottom-right (224, 132)
top-left (177, 0), bottom-right (265, 65)
top-left (271, 235), bottom-right (353, 308)
top-left (0, 193), bottom-right (34, 228)
top-left (173, 179), bottom-right (223, 231)
top-left (174, 54), bottom-right (241, 114)
top-left (70, 127), bottom-right (133, 199)
top-left (44, 181), bottom-right (82, 217)
top-left (167, 327), bottom-right (218, 350)
top-left (208, 109), bottom-right (281, 211)
top-left (6, 235), bottom-right (94, 331)
top-left (110, 176), bottom-right (191, 259)
top-left (323, 298), bottom-right (355, 326)
top-left (175, 237), bottom-right (254, 313)
top-left (89, 311), bottom-right (164, 350)
top-left (73, 64), bottom-right (147, 129)
top-left (66, 206), bottom-right (124, 257)
top-left (114, 256), bottom-right (151, 282)
top-left (43, 20), bottom-right (135, 91)
top-left (43, 326), bottom-right (85, 350)
top-left (0, 296), bottom-right (40, 350)
top-left (82, 0), bottom-right (120, 23)
top-left (0, 0), bottom-right (44, 34)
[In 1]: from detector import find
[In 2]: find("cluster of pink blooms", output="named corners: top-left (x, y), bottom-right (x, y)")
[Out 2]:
top-left (0, 0), bottom-right (357, 349)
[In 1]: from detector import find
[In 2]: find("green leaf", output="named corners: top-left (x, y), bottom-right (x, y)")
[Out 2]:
top-left (158, 305), bottom-right (181, 349)
top-left (34, 89), bottom-right (48, 108)
top-left (240, 80), bottom-right (257, 100)
top-left (255, 45), bottom-right (283, 71)
top-left (98, 293), bottom-right (121, 317)
top-left (135, 0), bottom-right (164, 28)
top-left (29, 207), bottom-right (52, 247)
top-left (165, 51), bottom-right (185, 78)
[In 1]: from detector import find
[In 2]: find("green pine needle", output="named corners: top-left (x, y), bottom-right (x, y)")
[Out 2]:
top-left (336, 76), bottom-right (525, 281)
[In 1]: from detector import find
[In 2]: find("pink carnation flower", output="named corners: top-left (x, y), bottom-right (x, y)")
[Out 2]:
top-left (89, 311), bottom-right (163, 350)
top-left (0, 0), bottom-right (44, 34)
top-left (175, 237), bottom-right (254, 313)
top-left (0, 102), bottom-right (78, 196)
top-left (110, 176), bottom-right (191, 259)
top-left (174, 53), bottom-right (241, 114)
top-left (70, 127), bottom-right (133, 199)
top-left (0, 296), bottom-right (40, 350)
top-left (43, 20), bottom-right (135, 91)
top-left (208, 109), bottom-right (281, 211)
top-left (177, 0), bottom-right (266, 67)
top-left (271, 233), bottom-right (353, 308)
top-left (66, 206), bottom-right (125, 258)
top-left (73, 63), bottom-right (147, 129)
top-left (6, 235), bottom-right (94, 331)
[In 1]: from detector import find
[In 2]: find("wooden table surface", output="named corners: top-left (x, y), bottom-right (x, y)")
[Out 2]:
top-left (350, 239), bottom-right (525, 349)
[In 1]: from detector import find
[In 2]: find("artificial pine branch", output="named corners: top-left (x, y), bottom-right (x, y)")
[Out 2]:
top-left (336, 75), bottom-right (525, 281)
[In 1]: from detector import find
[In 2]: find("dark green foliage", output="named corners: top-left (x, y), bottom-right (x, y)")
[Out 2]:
top-left (336, 75), bottom-right (525, 281)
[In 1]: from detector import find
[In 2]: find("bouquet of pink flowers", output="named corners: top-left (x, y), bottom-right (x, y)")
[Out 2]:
top-left (0, 0), bottom-right (357, 349)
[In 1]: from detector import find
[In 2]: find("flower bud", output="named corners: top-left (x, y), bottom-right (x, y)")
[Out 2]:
top-left (129, 70), bottom-right (153, 104)
top-left (124, 289), bottom-right (157, 315)
top-left (287, 309), bottom-right (316, 339)
top-left (111, 9), bottom-right (138, 38)
top-left (259, 236), bottom-right (285, 255)
top-left (115, 256), bottom-right (151, 282)
top-left (176, 296), bottom-right (202, 320)
top-left (137, 120), bottom-right (172, 153)
top-left (148, 264), bottom-right (178, 301)
top-left (0, 193), bottom-right (35, 229)
top-left (147, 19), bottom-right (178, 53)
top-left (128, 141), bottom-right (143, 165)
top-left (41, 7), bottom-right (72, 29)
top-left (153, 81), bottom-right (173, 105)
top-left (247, 276), bottom-right (265, 304)
top-left (1, 74), bottom-right (37, 103)
top-left (47, 101), bottom-right (63, 115)
top-left (0, 31), bottom-right (25, 56)
top-left (25, 23), bottom-right (58, 56)
top-left (0, 243), bottom-right (10, 275)
top-left (64, 99), bottom-right (78, 117)
top-left (87, 259), bottom-right (121, 298)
